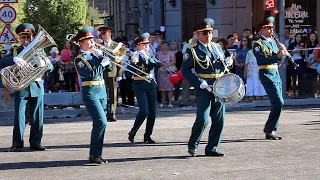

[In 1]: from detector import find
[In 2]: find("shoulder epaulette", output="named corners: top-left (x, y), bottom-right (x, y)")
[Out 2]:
top-left (75, 54), bottom-right (93, 71)
top-left (213, 42), bottom-right (220, 46)
top-left (75, 54), bottom-right (82, 59)
top-left (188, 43), bottom-right (197, 49)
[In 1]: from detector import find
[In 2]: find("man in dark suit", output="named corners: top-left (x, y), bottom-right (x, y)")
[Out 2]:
top-left (98, 26), bottom-right (123, 122)
top-left (253, 16), bottom-right (285, 140)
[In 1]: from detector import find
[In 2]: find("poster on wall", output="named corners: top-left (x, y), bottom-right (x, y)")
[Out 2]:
top-left (285, 2), bottom-right (312, 35)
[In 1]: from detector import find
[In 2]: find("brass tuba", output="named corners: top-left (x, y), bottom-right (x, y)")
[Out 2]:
top-left (0, 25), bottom-right (56, 91)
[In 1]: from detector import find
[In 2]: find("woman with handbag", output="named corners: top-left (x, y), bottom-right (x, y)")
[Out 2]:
top-left (156, 41), bottom-right (176, 108)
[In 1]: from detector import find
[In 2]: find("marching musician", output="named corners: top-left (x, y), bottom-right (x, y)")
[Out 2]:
top-left (0, 23), bottom-right (53, 152)
top-left (74, 26), bottom-right (112, 164)
top-left (98, 26), bottom-right (123, 122)
top-left (127, 33), bottom-right (162, 144)
top-left (181, 18), bottom-right (233, 157)
top-left (252, 16), bottom-right (285, 140)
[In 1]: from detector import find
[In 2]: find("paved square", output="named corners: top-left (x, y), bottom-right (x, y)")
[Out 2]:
top-left (0, 106), bottom-right (319, 180)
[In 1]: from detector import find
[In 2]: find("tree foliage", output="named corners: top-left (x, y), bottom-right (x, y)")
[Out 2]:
top-left (24, 0), bottom-right (88, 49)
top-left (86, 6), bottom-right (102, 25)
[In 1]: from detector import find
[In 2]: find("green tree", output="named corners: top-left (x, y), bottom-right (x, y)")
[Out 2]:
top-left (86, 6), bottom-right (102, 25)
top-left (24, 0), bottom-right (88, 49)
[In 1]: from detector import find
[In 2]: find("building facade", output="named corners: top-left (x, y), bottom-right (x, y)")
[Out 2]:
top-left (88, 0), bottom-right (109, 13)
top-left (101, 0), bottom-right (319, 42)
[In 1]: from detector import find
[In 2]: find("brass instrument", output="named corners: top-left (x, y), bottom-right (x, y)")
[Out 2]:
top-left (65, 34), bottom-right (152, 83)
top-left (92, 50), bottom-right (152, 83)
top-left (1, 25), bottom-right (56, 91)
top-left (271, 33), bottom-right (299, 69)
top-left (95, 43), bottom-right (126, 63)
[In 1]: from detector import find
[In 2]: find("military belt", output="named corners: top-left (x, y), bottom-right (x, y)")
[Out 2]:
top-left (82, 80), bottom-right (105, 86)
top-left (133, 75), bottom-right (151, 81)
top-left (258, 65), bottom-right (278, 70)
top-left (198, 73), bottom-right (224, 79)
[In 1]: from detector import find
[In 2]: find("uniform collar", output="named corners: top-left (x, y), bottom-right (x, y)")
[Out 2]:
top-left (198, 40), bottom-right (209, 47)
top-left (261, 35), bottom-right (272, 42)
top-left (80, 50), bottom-right (91, 54)
top-left (104, 41), bottom-right (111, 47)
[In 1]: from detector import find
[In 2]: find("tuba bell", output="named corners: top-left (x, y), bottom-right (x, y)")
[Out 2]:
top-left (0, 25), bottom-right (57, 91)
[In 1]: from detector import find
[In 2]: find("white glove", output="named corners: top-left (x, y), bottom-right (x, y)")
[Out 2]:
top-left (140, 51), bottom-right (149, 59)
top-left (149, 73), bottom-right (153, 79)
top-left (13, 57), bottom-right (26, 67)
top-left (116, 77), bottom-right (122, 81)
top-left (101, 57), bottom-right (111, 67)
top-left (200, 80), bottom-right (209, 89)
top-left (225, 57), bottom-right (233, 66)
top-left (95, 49), bottom-right (103, 57)
top-left (39, 59), bottom-right (46, 67)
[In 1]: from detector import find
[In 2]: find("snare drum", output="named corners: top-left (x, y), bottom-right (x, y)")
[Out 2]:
top-left (212, 73), bottom-right (245, 104)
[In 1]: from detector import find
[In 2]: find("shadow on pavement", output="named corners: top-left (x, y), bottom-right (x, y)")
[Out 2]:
top-left (221, 138), bottom-right (269, 143)
top-left (0, 155), bottom-right (190, 170)
top-left (107, 155), bottom-right (190, 163)
top-left (0, 160), bottom-right (88, 170)
top-left (0, 138), bottom-right (269, 152)
top-left (301, 120), bottom-right (320, 126)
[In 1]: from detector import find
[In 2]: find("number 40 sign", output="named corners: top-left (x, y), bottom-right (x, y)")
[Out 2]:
top-left (0, 5), bottom-right (17, 23)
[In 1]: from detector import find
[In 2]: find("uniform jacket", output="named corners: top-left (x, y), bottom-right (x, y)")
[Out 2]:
top-left (74, 51), bottom-right (112, 100)
top-left (128, 52), bottom-right (162, 91)
top-left (0, 45), bottom-right (53, 97)
top-left (181, 41), bottom-right (225, 87)
top-left (101, 41), bottom-right (123, 78)
top-left (253, 36), bottom-right (282, 84)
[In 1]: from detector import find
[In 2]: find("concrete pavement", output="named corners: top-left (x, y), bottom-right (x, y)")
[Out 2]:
top-left (0, 106), bottom-right (319, 179)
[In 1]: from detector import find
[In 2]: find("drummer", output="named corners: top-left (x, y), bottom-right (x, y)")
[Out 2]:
top-left (181, 18), bottom-right (233, 157)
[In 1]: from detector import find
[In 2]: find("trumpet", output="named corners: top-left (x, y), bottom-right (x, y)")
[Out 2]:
top-left (65, 34), bottom-right (152, 83)
top-left (92, 49), bottom-right (152, 83)
top-left (271, 33), bottom-right (299, 69)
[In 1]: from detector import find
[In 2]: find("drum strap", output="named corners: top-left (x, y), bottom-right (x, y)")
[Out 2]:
top-left (211, 42), bottom-right (229, 73)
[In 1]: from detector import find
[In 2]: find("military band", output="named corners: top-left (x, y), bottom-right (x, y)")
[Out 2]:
top-left (0, 23), bottom-right (53, 152)
top-left (74, 26), bottom-right (113, 164)
top-left (1, 15), bottom-right (290, 163)
top-left (127, 33), bottom-right (162, 144)
top-left (253, 16), bottom-right (285, 140)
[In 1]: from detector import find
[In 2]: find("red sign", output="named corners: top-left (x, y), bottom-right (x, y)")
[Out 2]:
top-left (0, 25), bottom-right (18, 44)
top-left (264, 0), bottom-right (277, 10)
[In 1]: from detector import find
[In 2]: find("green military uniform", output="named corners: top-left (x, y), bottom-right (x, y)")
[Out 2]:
top-left (181, 18), bottom-right (226, 157)
top-left (74, 26), bottom-right (112, 164)
top-left (0, 23), bottom-right (53, 151)
top-left (252, 16), bottom-right (284, 140)
top-left (10, 44), bottom-right (32, 123)
top-left (98, 26), bottom-right (123, 122)
top-left (127, 33), bottom-right (162, 143)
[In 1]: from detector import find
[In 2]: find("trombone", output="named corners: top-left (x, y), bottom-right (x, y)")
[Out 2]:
top-left (65, 34), bottom-right (152, 83)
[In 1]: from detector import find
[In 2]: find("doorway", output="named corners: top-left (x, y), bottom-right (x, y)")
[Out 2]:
top-left (182, 0), bottom-right (206, 41)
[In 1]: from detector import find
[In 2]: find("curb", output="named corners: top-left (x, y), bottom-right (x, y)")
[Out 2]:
top-left (0, 98), bottom-right (319, 120)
